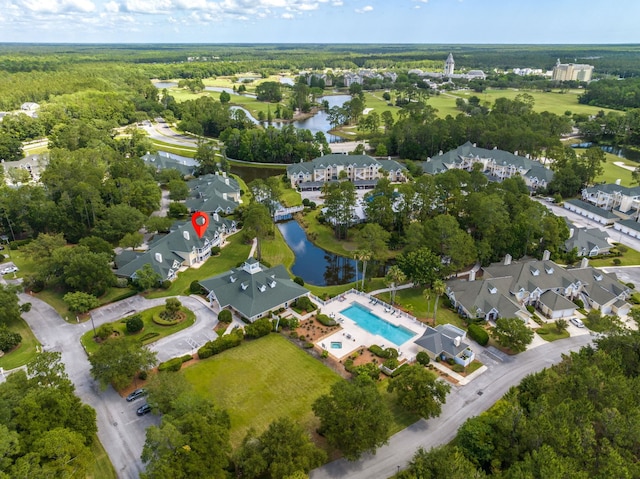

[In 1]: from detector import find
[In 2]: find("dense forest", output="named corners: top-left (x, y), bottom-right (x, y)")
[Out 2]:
top-left (398, 330), bottom-right (640, 479)
top-left (579, 77), bottom-right (640, 109)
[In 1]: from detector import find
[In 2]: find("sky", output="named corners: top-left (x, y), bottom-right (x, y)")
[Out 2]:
top-left (0, 0), bottom-right (638, 44)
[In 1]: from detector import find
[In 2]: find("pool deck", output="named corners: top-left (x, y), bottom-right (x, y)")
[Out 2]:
top-left (314, 291), bottom-right (428, 362)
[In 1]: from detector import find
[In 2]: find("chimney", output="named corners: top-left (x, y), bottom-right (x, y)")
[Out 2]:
top-left (504, 254), bottom-right (512, 266)
top-left (569, 227), bottom-right (574, 239)
top-left (542, 250), bottom-right (551, 261)
top-left (454, 336), bottom-right (461, 347)
top-left (469, 270), bottom-right (476, 281)
top-left (580, 257), bottom-right (589, 269)
top-left (225, 178), bottom-right (229, 186)
top-left (514, 150), bottom-right (518, 156)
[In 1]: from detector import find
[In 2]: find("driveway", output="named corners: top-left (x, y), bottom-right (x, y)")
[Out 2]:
top-left (309, 334), bottom-right (594, 479)
top-left (19, 293), bottom-right (219, 479)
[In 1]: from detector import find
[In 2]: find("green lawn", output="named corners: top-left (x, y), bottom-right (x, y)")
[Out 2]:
top-left (594, 152), bottom-right (636, 187)
top-left (535, 325), bottom-right (570, 342)
top-left (0, 314), bottom-right (41, 370)
top-left (280, 187), bottom-right (302, 207)
top-left (589, 245), bottom-right (640, 267)
top-left (146, 234), bottom-right (252, 299)
top-left (88, 436), bottom-right (117, 479)
top-left (449, 88), bottom-right (618, 117)
top-left (149, 139), bottom-right (197, 157)
top-left (261, 226), bottom-right (295, 270)
top-left (80, 305), bottom-right (196, 355)
top-left (377, 379), bottom-right (420, 435)
top-left (390, 287), bottom-right (466, 329)
top-left (299, 209), bottom-right (360, 257)
top-left (182, 333), bottom-right (342, 447)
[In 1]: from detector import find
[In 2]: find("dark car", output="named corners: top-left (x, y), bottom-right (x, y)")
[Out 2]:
top-left (126, 388), bottom-right (146, 402)
top-left (136, 403), bottom-right (152, 416)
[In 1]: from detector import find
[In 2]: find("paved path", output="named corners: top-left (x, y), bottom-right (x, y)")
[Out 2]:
top-left (310, 334), bottom-right (594, 479)
top-left (19, 293), bottom-right (219, 479)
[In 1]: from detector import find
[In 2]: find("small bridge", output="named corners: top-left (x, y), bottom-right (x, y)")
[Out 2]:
top-left (273, 206), bottom-right (304, 222)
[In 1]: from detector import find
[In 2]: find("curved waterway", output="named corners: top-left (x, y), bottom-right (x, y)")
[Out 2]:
top-left (277, 220), bottom-right (356, 286)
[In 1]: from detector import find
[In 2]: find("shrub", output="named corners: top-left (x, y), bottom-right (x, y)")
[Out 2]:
top-left (355, 363), bottom-right (380, 381)
top-left (468, 324), bottom-right (489, 346)
top-left (613, 258), bottom-right (622, 265)
top-left (126, 314), bottom-right (144, 333)
top-left (293, 276), bottom-right (305, 286)
top-left (316, 314), bottom-right (337, 327)
top-left (389, 363), bottom-right (409, 377)
top-left (115, 277), bottom-right (129, 288)
top-left (158, 357), bottom-right (183, 372)
top-left (190, 280), bottom-right (205, 294)
top-left (244, 317), bottom-right (273, 338)
top-left (210, 246), bottom-right (221, 256)
top-left (383, 358), bottom-right (399, 370)
top-left (416, 351), bottom-right (430, 366)
top-left (573, 298), bottom-right (584, 308)
top-left (303, 342), bottom-right (314, 349)
top-left (139, 332), bottom-right (160, 343)
top-left (526, 305), bottom-right (535, 314)
top-left (180, 354), bottom-right (192, 363)
top-left (198, 329), bottom-right (244, 359)
top-left (218, 309), bottom-right (233, 323)
top-left (96, 324), bottom-right (113, 340)
top-left (452, 364), bottom-right (465, 373)
top-left (0, 325), bottom-right (21, 352)
top-left (289, 331), bottom-right (298, 339)
top-left (368, 345), bottom-right (398, 359)
top-left (292, 296), bottom-right (316, 313)
top-left (626, 282), bottom-right (635, 290)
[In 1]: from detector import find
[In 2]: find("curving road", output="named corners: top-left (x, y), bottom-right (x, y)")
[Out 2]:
top-left (19, 293), bottom-right (219, 479)
top-left (310, 334), bottom-right (594, 479)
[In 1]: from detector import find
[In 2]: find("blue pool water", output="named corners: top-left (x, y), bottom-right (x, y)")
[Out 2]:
top-left (331, 342), bottom-right (342, 349)
top-left (340, 303), bottom-right (416, 346)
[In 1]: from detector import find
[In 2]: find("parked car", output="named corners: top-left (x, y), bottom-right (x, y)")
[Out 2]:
top-left (570, 317), bottom-right (585, 328)
top-left (126, 388), bottom-right (146, 402)
top-left (136, 403), bottom-right (152, 416)
top-left (0, 266), bottom-right (18, 275)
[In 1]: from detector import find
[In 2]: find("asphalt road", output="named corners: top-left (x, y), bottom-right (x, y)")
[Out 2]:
top-left (18, 293), bottom-right (219, 479)
top-left (309, 334), bottom-right (594, 479)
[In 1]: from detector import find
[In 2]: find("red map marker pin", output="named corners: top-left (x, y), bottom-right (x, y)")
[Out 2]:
top-left (191, 211), bottom-right (209, 238)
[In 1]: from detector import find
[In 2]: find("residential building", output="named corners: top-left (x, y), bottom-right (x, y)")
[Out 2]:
top-left (185, 173), bottom-right (241, 215)
top-left (563, 224), bottom-right (612, 257)
top-left (552, 59), bottom-right (594, 82)
top-left (115, 216), bottom-right (236, 282)
top-left (582, 183), bottom-right (640, 219)
top-left (421, 142), bottom-right (554, 190)
top-left (563, 199), bottom-right (618, 226)
top-left (446, 256), bottom-right (631, 321)
top-left (200, 257), bottom-right (310, 322)
top-left (286, 154), bottom-right (407, 190)
top-left (142, 151), bottom-right (195, 176)
top-left (414, 324), bottom-right (475, 367)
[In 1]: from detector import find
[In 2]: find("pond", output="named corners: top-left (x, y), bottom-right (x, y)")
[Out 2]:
top-left (571, 143), bottom-right (640, 162)
top-left (277, 220), bottom-right (357, 286)
top-left (153, 81), bottom-right (178, 89)
top-left (229, 163), bottom-right (286, 182)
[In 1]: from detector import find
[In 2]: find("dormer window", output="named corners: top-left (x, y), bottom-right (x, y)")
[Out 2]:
top-left (229, 275), bottom-right (236, 283)
top-left (488, 285), bottom-right (497, 294)
top-left (269, 280), bottom-right (276, 288)
top-left (259, 284), bottom-right (267, 292)
top-left (594, 274), bottom-right (603, 281)
top-left (530, 267), bottom-right (539, 276)
top-left (545, 266), bottom-right (554, 274)
top-left (241, 282), bottom-right (248, 291)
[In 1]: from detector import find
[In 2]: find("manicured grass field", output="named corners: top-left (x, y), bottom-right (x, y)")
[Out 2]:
top-left (535, 325), bottom-right (570, 342)
top-left (0, 314), bottom-right (41, 370)
top-left (299, 209), bottom-right (360, 257)
top-left (589, 245), bottom-right (640, 267)
top-left (182, 333), bottom-right (342, 446)
top-left (146, 234), bottom-right (252, 299)
top-left (88, 436), bottom-right (117, 479)
top-left (594, 152), bottom-right (636, 187)
top-left (80, 305), bottom-right (196, 355)
top-left (449, 88), bottom-right (618, 117)
top-left (149, 139), bottom-right (197, 157)
top-left (261, 226), bottom-right (295, 270)
top-left (390, 287), bottom-right (466, 329)
top-left (280, 187), bottom-right (302, 207)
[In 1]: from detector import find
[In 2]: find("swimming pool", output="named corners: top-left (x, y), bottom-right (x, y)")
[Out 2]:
top-left (340, 303), bottom-right (416, 346)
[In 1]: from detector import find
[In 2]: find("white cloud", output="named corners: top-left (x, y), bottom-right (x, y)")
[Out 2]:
top-left (282, 12), bottom-right (294, 19)
top-left (19, 0), bottom-right (95, 13)
top-left (104, 1), bottom-right (119, 12)
top-left (122, 0), bottom-right (172, 14)
top-left (355, 5), bottom-right (373, 13)
top-left (332, 0), bottom-right (343, 5)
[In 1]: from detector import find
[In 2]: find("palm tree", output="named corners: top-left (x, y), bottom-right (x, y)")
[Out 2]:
top-left (432, 279), bottom-right (446, 325)
top-left (358, 249), bottom-right (372, 291)
top-left (385, 265), bottom-right (406, 306)
top-left (422, 288), bottom-right (433, 321)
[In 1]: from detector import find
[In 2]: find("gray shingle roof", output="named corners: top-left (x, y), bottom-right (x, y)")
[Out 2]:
top-left (564, 228), bottom-right (611, 255)
top-left (414, 324), bottom-right (469, 358)
top-left (199, 261), bottom-right (309, 320)
top-left (565, 199), bottom-right (618, 219)
top-left (539, 290), bottom-right (577, 311)
top-left (142, 152), bottom-right (195, 176)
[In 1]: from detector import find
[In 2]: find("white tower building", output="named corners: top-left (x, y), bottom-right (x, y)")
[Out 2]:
top-left (444, 53), bottom-right (455, 77)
